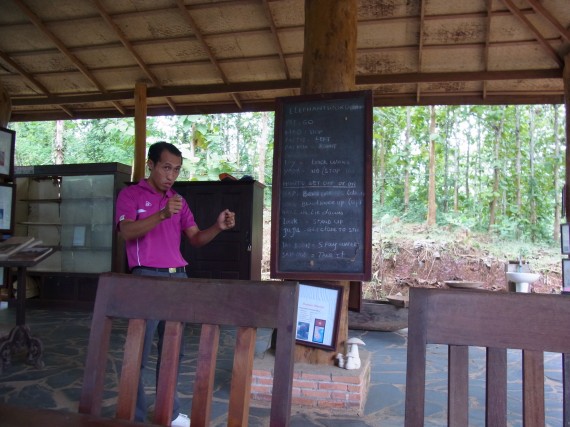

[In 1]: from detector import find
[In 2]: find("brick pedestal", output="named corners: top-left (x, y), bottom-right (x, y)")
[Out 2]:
top-left (251, 349), bottom-right (371, 415)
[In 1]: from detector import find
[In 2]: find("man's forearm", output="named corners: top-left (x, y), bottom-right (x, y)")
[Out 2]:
top-left (119, 211), bottom-right (164, 240)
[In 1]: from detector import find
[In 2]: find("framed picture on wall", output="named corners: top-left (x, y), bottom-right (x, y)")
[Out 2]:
top-left (561, 224), bottom-right (570, 254)
top-left (0, 127), bottom-right (15, 180)
top-left (0, 183), bottom-right (15, 234)
top-left (295, 282), bottom-right (343, 351)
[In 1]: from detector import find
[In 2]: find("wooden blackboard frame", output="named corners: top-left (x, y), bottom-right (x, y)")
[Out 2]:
top-left (270, 90), bottom-right (372, 281)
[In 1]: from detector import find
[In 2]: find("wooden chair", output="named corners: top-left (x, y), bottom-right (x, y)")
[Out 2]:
top-left (405, 287), bottom-right (570, 427)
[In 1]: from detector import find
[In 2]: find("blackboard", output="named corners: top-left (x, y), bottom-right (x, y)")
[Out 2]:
top-left (270, 91), bottom-right (372, 281)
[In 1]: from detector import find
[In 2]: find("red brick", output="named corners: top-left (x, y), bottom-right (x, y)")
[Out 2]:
top-left (250, 384), bottom-right (271, 394)
top-left (252, 369), bottom-right (272, 377)
top-left (331, 391), bottom-right (348, 401)
top-left (347, 392), bottom-right (362, 402)
top-left (319, 382), bottom-right (348, 391)
top-left (347, 384), bottom-right (362, 392)
top-left (291, 387), bottom-right (302, 396)
top-left (293, 379), bottom-right (317, 389)
top-left (301, 372), bottom-right (331, 381)
top-left (292, 396), bottom-right (318, 407)
top-left (331, 375), bottom-right (362, 384)
top-left (257, 377), bottom-right (274, 386)
top-left (302, 389), bottom-right (331, 399)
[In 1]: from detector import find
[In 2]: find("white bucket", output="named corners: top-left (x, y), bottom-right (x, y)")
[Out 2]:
top-left (516, 282), bottom-right (530, 293)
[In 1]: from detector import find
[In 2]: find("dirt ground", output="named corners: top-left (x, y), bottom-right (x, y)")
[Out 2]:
top-left (261, 212), bottom-right (563, 298)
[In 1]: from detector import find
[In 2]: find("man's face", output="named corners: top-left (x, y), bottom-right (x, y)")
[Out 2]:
top-left (147, 150), bottom-right (182, 193)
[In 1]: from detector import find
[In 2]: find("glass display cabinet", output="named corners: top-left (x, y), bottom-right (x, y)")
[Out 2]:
top-left (13, 163), bottom-right (131, 308)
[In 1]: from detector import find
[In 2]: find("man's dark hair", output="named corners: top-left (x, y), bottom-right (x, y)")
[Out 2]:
top-left (147, 141), bottom-right (182, 164)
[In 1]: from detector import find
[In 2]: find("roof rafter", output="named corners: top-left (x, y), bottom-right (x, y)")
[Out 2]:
top-left (175, 0), bottom-right (243, 109)
top-left (91, 0), bottom-right (177, 113)
top-left (0, 49), bottom-right (73, 117)
top-left (483, 0), bottom-right (493, 99)
top-left (500, 0), bottom-right (563, 67)
top-left (12, 0), bottom-right (126, 115)
top-left (416, 0), bottom-right (426, 103)
top-left (525, 0), bottom-right (570, 42)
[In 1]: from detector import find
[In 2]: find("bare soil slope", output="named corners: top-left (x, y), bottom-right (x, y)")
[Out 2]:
top-left (261, 212), bottom-right (562, 297)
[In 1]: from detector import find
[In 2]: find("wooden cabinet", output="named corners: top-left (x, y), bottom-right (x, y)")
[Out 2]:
top-left (173, 180), bottom-right (265, 280)
top-left (13, 163), bottom-right (131, 307)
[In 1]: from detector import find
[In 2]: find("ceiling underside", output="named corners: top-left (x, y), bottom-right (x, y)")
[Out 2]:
top-left (1, 0), bottom-right (569, 122)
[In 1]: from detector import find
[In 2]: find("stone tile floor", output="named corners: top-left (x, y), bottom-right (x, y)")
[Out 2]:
top-left (0, 302), bottom-right (565, 426)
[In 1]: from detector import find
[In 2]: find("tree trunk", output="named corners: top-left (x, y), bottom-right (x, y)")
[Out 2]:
top-left (257, 112), bottom-right (269, 183)
top-left (488, 107), bottom-right (505, 230)
top-left (443, 107), bottom-right (452, 213)
top-left (296, 0), bottom-right (358, 365)
top-left (53, 120), bottom-right (64, 165)
top-left (529, 107), bottom-right (537, 242)
top-left (404, 108), bottom-right (411, 213)
top-left (379, 135), bottom-right (386, 206)
top-left (427, 106), bottom-right (437, 226)
top-left (562, 53), bottom-right (570, 222)
top-left (515, 106), bottom-right (522, 217)
top-left (553, 105), bottom-right (561, 242)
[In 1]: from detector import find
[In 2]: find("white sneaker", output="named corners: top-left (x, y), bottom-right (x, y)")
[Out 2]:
top-left (171, 413), bottom-right (190, 427)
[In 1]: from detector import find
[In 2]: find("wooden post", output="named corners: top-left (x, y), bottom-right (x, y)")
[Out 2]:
top-left (295, 0), bottom-right (358, 365)
top-left (0, 81), bottom-right (12, 128)
top-left (133, 82), bottom-right (147, 182)
top-left (562, 53), bottom-right (570, 222)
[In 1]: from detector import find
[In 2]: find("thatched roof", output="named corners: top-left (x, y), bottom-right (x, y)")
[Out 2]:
top-left (1, 0), bottom-right (569, 122)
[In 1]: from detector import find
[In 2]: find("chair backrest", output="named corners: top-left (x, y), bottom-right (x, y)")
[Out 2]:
top-left (78, 272), bottom-right (299, 427)
top-left (405, 287), bottom-right (570, 427)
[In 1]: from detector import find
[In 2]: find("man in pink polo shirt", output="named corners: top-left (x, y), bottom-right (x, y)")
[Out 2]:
top-left (116, 141), bottom-right (235, 427)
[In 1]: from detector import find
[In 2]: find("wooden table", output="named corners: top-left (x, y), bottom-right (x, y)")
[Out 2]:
top-left (0, 403), bottom-right (144, 427)
top-left (0, 248), bottom-right (55, 372)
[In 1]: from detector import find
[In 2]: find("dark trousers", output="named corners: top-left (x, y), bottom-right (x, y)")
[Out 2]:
top-left (131, 268), bottom-right (187, 422)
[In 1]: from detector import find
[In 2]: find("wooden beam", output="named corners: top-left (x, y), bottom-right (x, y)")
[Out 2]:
top-left (0, 81), bottom-right (11, 127)
top-left (482, 0), bottom-right (494, 99)
top-left (175, 0), bottom-right (243, 109)
top-left (8, 68), bottom-right (563, 108)
top-left (562, 53), bottom-right (570, 222)
top-left (297, 0), bottom-right (357, 366)
top-left (417, 0), bottom-right (426, 103)
top-left (526, 0), bottom-right (570, 43)
top-left (500, 0), bottom-right (563, 67)
top-left (133, 82), bottom-right (147, 182)
top-left (12, 0), bottom-right (125, 115)
top-left (91, 0), bottom-right (177, 113)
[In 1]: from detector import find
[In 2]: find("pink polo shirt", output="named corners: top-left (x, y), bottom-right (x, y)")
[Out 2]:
top-left (115, 179), bottom-right (196, 270)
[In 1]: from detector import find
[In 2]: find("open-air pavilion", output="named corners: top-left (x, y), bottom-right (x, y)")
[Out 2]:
top-left (1, 0), bottom-right (570, 426)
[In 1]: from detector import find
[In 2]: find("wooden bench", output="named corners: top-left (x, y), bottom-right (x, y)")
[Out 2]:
top-left (2, 273), bottom-right (299, 427)
top-left (405, 287), bottom-right (570, 426)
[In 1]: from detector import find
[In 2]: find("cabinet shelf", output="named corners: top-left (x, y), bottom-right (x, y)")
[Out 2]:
top-left (19, 221), bottom-right (62, 226)
top-left (61, 246), bottom-right (112, 251)
top-left (19, 198), bottom-right (61, 203)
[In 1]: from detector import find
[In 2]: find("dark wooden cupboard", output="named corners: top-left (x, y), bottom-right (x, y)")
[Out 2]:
top-left (173, 180), bottom-right (265, 280)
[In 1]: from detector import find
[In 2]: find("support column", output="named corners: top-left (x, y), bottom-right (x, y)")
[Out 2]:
top-left (0, 82), bottom-right (12, 128)
top-left (133, 82), bottom-right (148, 181)
top-left (562, 53), bottom-right (570, 222)
top-left (296, 0), bottom-right (358, 365)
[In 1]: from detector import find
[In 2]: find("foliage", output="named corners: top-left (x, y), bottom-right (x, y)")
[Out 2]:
top-left (8, 104), bottom-right (566, 245)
